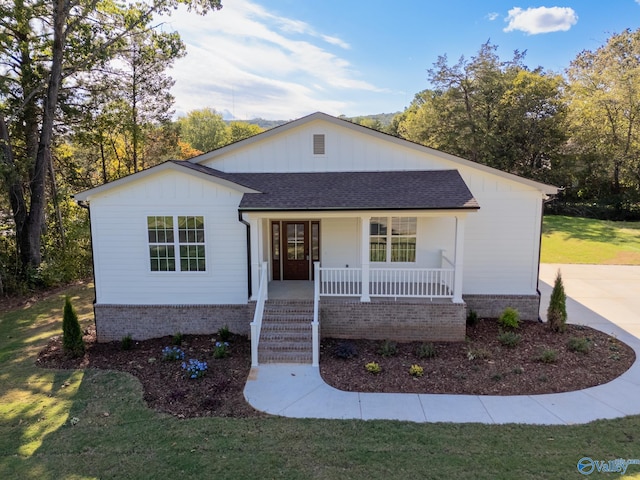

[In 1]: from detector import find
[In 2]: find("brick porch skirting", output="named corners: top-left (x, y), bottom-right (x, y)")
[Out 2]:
top-left (462, 294), bottom-right (541, 322)
top-left (93, 304), bottom-right (252, 343)
top-left (319, 299), bottom-right (467, 342)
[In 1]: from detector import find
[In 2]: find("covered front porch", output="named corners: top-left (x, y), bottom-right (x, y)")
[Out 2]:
top-left (244, 211), bottom-right (469, 304)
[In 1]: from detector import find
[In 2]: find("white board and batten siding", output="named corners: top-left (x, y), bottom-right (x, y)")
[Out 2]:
top-left (90, 170), bottom-right (248, 305)
top-left (202, 118), bottom-right (548, 297)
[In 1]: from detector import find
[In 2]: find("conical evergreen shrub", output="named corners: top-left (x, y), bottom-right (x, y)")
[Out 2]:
top-left (62, 296), bottom-right (84, 357)
top-left (547, 270), bottom-right (567, 333)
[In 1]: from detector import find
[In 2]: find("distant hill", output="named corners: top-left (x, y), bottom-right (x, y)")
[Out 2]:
top-left (230, 113), bottom-right (400, 131)
top-left (225, 118), bottom-right (288, 129)
top-left (340, 112), bottom-right (399, 127)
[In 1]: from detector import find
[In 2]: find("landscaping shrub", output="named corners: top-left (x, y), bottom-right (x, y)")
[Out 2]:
top-left (172, 332), bottom-right (184, 346)
top-left (182, 358), bottom-right (208, 379)
top-left (334, 341), bottom-right (358, 359)
top-left (538, 348), bottom-right (558, 364)
top-left (218, 325), bottom-right (232, 342)
top-left (568, 336), bottom-right (591, 354)
top-left (378, 340), bottom-right (397, 357)
top-left (212, 341), bottom-right (230, 359)
top-left (162, 346), bottom-right (185, 361)
top-left (547, 270), bottom-right (568, 333)
top-left (416, 342), bottom-right (437, 359)
top-left (498, 330), bottom-right (522, 348)
top-left (408, 364), bottom-right (424, 377)
top-left (121, 334), bottom-right (133, 351)
top-left (467, 347), bottom-right (491, 360)
top-left (62, 296), bottom-right (84, 357)
top-left (365, 361), bottom-right (381, 374)
top-left (498, 307), bottom-right (520, 329)
top-left (466, 309), bottom-right (479, 327)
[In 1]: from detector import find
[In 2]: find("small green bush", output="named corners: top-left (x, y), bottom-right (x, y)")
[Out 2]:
top-left (378, 340), bottom-right (397, 357)
top-left (172, 332), bottom-right (184, 346)
top-left (62, 296), bottom-right (84, 358)
top-left (498, 330), bottom-right (521, 348)
top-left (121, 334), bottom-right (133, 351)
top-left (568, 336), bottom-right (591, 354)
top-left (334, 341), bottom-right (358, 359)
top-left (466, 309), bottom-right (479, 327)
top-left (538, 348), bottom-right (558, 364)
top-left (218, 325), bottom-right (232, 342)
top-left (212, 341), bottom-right (230, 359)
top-left (365, 361), bottom-right (381, 374)
top-left (416, 342), bottom-right (437, 359)
top-left (498, 307), bottom-right (520, 329)
top-left (467, 347), bottom-right (491, 360)
top-left (547, 270), bottom-right (567, 333)
top-left (408, 364), bottom-right (424, 377)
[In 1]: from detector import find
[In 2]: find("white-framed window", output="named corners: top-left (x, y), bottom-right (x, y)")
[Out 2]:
top-left (370, 217), bottom-right (417, 263)
top-left (147, 215), bottom-right (206, 272)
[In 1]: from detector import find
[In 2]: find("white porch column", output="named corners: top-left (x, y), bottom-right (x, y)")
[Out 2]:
top-left (248, 215), bottom-right (261, 301)
top-left (453, 215), bottom-right (465, 303)
top-left (360, 214), bottom-right (371, 302)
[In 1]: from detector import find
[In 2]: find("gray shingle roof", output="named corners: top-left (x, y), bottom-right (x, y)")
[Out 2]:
top-left (173, 161), bottom-right (479, 211)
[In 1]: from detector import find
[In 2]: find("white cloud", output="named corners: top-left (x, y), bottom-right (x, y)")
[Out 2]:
top-left (486, 12), bottom-right (499, 21)
top-left (504, 6), bottom-right (578, 35)
top-left (160, 0), bottom-right (379, 119)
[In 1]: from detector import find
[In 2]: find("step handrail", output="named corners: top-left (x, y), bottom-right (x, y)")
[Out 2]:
top-left (250, 261), bottom-right (269, 367)
top-left (312, 262), bottom-right (320, 367)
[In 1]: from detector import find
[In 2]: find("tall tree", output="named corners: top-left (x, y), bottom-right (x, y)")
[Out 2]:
top-left (396, 42), bottom-right (566, 182)
top-left (0, 0), bottom-right (221, 272)
top-left (119, 30), bottom-right (186, 173)
top-left (177, 108), bottom-right (230, 152)
top-left (566, 28), bottom-right (640, 201)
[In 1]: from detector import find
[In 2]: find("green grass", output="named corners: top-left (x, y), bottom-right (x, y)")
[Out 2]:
top-left (3, 285), bottom-right (640, 479)
top-left (542, 215), bottom-right (640, 264)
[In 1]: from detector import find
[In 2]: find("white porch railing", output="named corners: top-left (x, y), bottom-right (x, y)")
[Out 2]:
top-left (250, 261), bottom-right (269, 367)
top-left (369, 268), bottom-right (453, 298)
top-left (317, 267), bottom-right (362, 296)
top-left (318, 266), bottom-right (454, 300)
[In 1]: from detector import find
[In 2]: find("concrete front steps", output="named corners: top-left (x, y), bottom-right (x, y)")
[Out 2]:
top-left (258, 300), bottom-right (313, 364)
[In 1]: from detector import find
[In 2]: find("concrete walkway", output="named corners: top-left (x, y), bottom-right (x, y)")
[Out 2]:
top-left (244, 264), bottom-right (640, 424)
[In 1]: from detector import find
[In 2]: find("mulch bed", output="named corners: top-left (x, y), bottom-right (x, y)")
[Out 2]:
top-left (37, 319), bottom-right (636, 418)
top-left (320, 319), bottom-right (636, 395)
top-left (37, 328), bottom-right (265, 418)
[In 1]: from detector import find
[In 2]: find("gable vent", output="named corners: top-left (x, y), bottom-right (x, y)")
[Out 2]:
top-left (313, 134), bottom-right (325, 155)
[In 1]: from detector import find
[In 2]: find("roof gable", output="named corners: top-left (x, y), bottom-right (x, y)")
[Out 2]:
top-left (73, 160), bottom-right (259, 202)
top-left (190, 112), bottom-right (557, 196)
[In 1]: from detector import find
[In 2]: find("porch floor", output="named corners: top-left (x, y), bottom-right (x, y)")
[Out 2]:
top-left (267, 280), bottom-right (454, 303)
top-left (268, 281), bottom-right (314, 300)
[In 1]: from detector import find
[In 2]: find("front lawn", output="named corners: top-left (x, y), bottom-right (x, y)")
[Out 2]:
top-left (542, 215), bottom-right (640, 264)
top-left (2, 283), bottom-right (640, 479)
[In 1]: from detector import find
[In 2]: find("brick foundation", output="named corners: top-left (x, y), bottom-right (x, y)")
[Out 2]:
top-left (93, 292), bottom-right (540, 343)
top-left (462, 294), bottom-right (540, 321)
top-left (319, 299), bottom-right (467, 342)
top-left (94, 304), bottom-right (252, 342)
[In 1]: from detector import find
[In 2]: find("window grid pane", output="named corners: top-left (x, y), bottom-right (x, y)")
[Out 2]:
top-left (178, 216), bottom-right (206, 271)
top-left (149, 245), bottom-right (175, 272)
top-left (370, 217), bottom-right (416, 263)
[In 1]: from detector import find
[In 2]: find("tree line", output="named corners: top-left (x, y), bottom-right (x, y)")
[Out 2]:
top-left (1, 7), bottom-right (640, 294)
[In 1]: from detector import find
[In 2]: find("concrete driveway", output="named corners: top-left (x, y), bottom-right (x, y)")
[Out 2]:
top-left (539, 264), bottom-right (640, 339)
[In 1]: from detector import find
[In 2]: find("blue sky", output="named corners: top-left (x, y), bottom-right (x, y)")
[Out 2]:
top-left (163, 0), bottom-right (640, 120)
